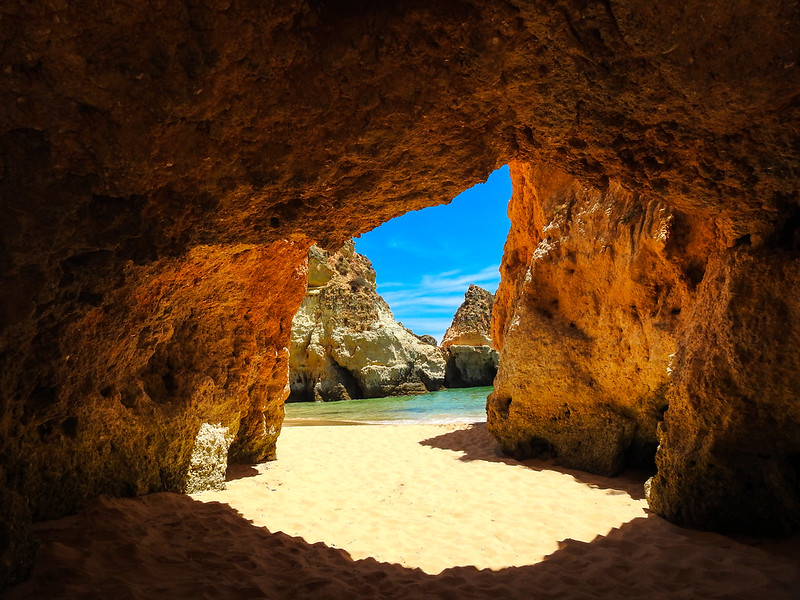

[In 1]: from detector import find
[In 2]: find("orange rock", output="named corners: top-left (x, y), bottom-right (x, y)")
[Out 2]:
top-left (491, 161), bottom-right (800, 535)
top-left (1, 0), bottom-right (800, 588)
top-left (489, 162), bottom-right (712, 475)
top-left (5, 240), bottom-right (309, 516)
top-left (648, 250), bottom-right (800, 535)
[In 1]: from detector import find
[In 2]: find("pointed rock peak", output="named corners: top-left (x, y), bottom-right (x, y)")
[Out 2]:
top-left (441, 285), bottom-right (494, 348)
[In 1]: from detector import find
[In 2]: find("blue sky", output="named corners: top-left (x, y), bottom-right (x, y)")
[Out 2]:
top-left (355, 165), bottom-right (512, 343)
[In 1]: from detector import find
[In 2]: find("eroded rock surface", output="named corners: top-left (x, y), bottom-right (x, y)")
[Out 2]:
top-left (444, 345), bottom-right (500, 389)
top-left (489, 162), bottom-right (711, 475)
top-left (647, 250), bottom-right (800, 535)
top-left (490, 161), bottom-right (800, 535)
top-left (289, 242), bottom-right (445, 401)
top-left (442, 285), bottom-right (499, 387)
top-left (442, 285), bottom-right (495, 348)
top-left (1, 0), bottom-right (799, 590)
top-left (0, 240), bottom-right (309, 587)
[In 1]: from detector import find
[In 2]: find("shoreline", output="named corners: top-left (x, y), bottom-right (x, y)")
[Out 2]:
top-left (283, 418), bottom-right (488, 427)
top-left (282, 418), bottom-right (373, 426)
top-left (282, 386), bottom-right (491, 427)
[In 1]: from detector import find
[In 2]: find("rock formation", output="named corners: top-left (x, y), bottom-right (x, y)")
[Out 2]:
top-left (405, 329), bottom-right (439, 348)
top-left (442, 285), bottom-right (499, 387)
top-left (442, 284), bottom-right (495, 348)
top-left (647, 250), bottom-right (800, 534)
top-left (490, 161), bottom-right (800, 535)
top-left (489, 162), bottom-right (703, 474)
top-left (289, 242), bottom-right (445, 401)
top-left (0, 239), bottom-right (310, 587)
top-left (1, 0), bottom-right (799, 590)
top-left (445, 345), bottom-right (500, 388)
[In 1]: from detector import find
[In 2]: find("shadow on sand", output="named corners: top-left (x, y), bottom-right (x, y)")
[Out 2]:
top-left (5, 488), bottom-right (799, 600)
top-left (225, 463), bottom-right (260, 482)
top-left (419, 422), bottom-right (650, 500)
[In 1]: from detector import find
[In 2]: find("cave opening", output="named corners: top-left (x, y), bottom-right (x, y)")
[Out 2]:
top-left (355, 165), bottom-right (512, 346)
top-left (285, 166), bottom-right (512, 409)
top-left (3, 1), bottom-right (800, 593)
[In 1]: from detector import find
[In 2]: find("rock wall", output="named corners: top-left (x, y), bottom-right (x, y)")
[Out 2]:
top-left (490, 161), bottom-right (800, 534)
top-left (442, 284), bottom-right (499, 387)
top-left (647, 249), bottom-right (800, 535)
top-left (0, 239), bottom-right (309, 586)
top-left (2, 240), bottom-right (308, 503)
top-left (489, 162), bottom-right (705, 474)
top-left (289, 242), bottom-right (445, 401)
top-left (1, 0), bottom-right (799, 590)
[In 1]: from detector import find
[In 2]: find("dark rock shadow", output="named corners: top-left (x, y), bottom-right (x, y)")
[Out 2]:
top-left (421, 424), bottom-right (800, 560)
top-left (5, 492), bottom-right (799, 599)
top-left (420, 423), bottom-right (650, 500)
top-left (225, 463), bottom-right (259, 482)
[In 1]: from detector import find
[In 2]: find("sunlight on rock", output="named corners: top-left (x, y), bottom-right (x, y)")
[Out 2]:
top-left (185, 423), bottom-right (234, 494)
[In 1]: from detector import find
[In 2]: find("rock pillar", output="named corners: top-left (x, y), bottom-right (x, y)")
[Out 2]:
top-left (648, 249), bottom-right (800, 534)
top-left (489, 161), bottom-right (704, 475)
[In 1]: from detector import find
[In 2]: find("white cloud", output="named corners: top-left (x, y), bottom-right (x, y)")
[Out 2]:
top-left (419, 265), bottom-right (501, 294)
top-left (377, 265), bottom-right (501, 340)
top-left (381, 294), bottom-right (463, 311)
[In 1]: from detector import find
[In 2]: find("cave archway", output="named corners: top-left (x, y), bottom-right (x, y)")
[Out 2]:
top-left (286, 167), bottom-right (510, 406)
top-left (2, 0), bottom-right (800, 588)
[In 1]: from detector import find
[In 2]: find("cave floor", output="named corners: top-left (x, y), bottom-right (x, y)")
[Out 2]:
top-left (7, 424), bottom-right (800, 599)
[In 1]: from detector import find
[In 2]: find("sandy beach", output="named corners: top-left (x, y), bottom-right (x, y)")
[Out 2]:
top-left (6, 423), bottom-right (800, 599)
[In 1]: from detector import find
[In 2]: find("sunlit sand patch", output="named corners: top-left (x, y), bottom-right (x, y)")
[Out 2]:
top-left (193, 423), bottom-right (648, 574)
top-left (9, 423), bottom-right (799, 599)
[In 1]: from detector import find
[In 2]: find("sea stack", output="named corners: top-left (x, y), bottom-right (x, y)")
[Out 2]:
top-left (441, 284), bottom-right (499, 387)
top-left (289, 242), bottom-right (446, 401)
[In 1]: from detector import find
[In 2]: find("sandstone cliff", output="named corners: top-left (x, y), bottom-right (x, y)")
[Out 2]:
top-left (1, 0), bottom-right (799, 589)
top-left (289, 243), bottom-right (445, 402)
top-left (490, 162), bottom-right (800, 536)
top-left (489, 162), bottom-right (704, 474)
top-left (647, 249), bottom-right (800, 534)
top-left (442, 285), bottom-right (499, 388)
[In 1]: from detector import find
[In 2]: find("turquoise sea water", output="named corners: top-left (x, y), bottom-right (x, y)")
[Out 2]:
top-left (283, 386), bottom-right (492, 425)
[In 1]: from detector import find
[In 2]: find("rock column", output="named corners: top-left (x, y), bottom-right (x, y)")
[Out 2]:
top-left (492, 160), bottom-right (800, 533)
top-left (489, 161), bottom-right (701, 475)
top-left (441, 284), bottom-right (499, 388)
top-left (648, 249), bottom-right (800, 534)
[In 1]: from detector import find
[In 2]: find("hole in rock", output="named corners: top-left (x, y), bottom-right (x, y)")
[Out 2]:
top-left (286, 166), bottom-right (511, 415)
top-left (272, 166), bottom-right (654, 576)
top-left (355, 165), bottom-right (512, 346)
top-left (685, 259), bottom-right (706, 289)
top-left (61, 416), bottom-right (79, 438)
top-left (772, 202), bottom-right (800, 251)
top-left (29, 385), bottom-right (58, 411)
